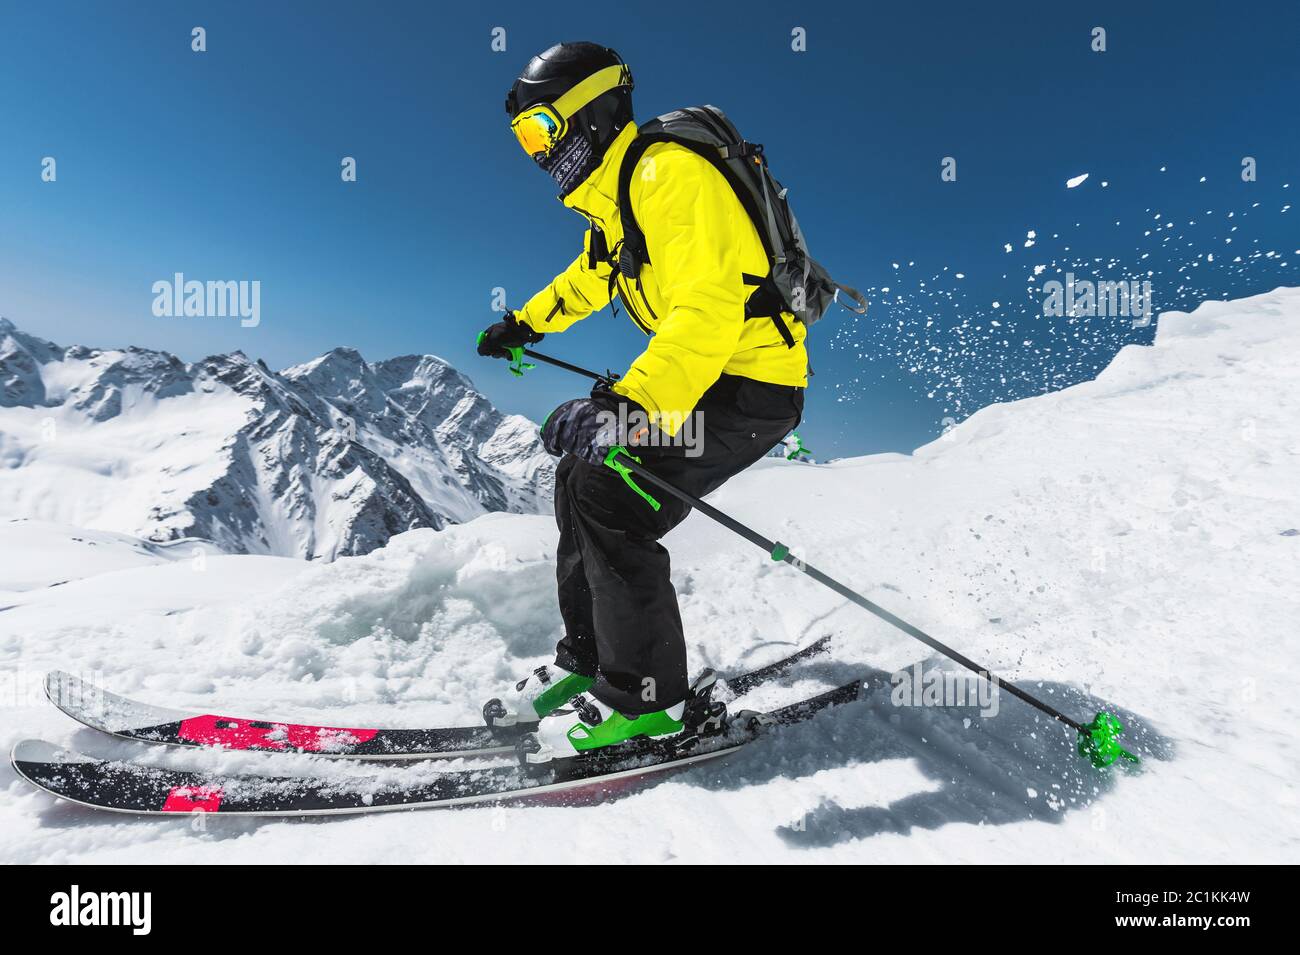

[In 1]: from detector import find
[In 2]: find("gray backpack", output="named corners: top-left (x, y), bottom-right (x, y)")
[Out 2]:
top-left (616, 105), bottom-right (866, 347)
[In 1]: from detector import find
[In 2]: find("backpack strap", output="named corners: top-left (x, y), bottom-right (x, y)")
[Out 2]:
top-left (584, 225), bottom-right (622, 319)
top-left (616, 134), bottom-right (659, 276)
top-left (587, 224), bottom-right (609, 270)
top-left (833, 283), bottom-right (869, 315)
top-left (617, 132), bottom-right (795, 345)
top-left (742, 273), bottom-right (796, 348)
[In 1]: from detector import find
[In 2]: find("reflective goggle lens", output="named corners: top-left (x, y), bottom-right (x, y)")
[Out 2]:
top-left (512, 107), bottom-right (564, 157)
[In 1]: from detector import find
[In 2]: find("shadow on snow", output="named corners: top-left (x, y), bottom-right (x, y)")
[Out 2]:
top-left (695, 658), bottom-right (1173, 849)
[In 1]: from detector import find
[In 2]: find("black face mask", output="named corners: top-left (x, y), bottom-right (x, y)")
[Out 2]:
top-left (536, 130), bottom-right (599, 197)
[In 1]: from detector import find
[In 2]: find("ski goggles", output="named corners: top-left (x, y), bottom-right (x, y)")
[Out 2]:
top-left (510, 63), bottom-right (631, 158)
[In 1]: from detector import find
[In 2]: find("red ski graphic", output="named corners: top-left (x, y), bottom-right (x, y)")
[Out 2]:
top-left (176, 715), bottom-right (379, 753)
top-left (162, 785), bottom-right (224, 813)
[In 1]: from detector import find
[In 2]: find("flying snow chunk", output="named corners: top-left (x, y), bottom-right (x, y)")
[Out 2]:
top-left (1004, 243), bottom-right (1013, 253)
top-left (1066, 173), bottom-right (1089, 189)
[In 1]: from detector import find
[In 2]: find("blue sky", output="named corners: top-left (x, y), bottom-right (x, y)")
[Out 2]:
top-left (1, 0), bottom-right (1296, 456)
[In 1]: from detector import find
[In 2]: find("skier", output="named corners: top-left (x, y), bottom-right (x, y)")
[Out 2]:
top-left (477, 42), bottom-right (808, 757)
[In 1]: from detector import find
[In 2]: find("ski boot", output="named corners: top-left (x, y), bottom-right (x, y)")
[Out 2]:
top-left (515, 669), bottom-right (729, 766)
top-left (482, 664), bottom-right (595, 728)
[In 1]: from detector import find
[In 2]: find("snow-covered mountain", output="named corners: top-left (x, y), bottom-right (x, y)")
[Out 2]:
top-left (1, 288), bottom-right (1296, 863)
top-left (0, 319), bottom-right (554, 559)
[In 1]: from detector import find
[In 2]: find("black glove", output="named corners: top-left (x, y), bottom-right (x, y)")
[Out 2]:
top-left (477, 311), bottom-right (543, 359)
top-left (542, 389), bottom-right (647, 466)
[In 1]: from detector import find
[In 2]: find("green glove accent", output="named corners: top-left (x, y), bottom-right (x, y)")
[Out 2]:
top-left (603, 446), bottom-right (661, 511)
top-left (475, 331), bottom-right (535, 377)
top-left (1077, 711), bottom-right (1140, 768)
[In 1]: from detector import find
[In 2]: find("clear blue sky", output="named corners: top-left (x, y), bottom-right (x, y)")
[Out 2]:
top-left (2, 1), bottom-right (1296, 456)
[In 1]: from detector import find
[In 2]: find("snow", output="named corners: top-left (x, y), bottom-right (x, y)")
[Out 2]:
top-left (1066, 173), bottom-right (1089, 189)
top-left (0, 387), bottom-right (250, 537)
top-left (2, 288), bottom-right (1299, 862)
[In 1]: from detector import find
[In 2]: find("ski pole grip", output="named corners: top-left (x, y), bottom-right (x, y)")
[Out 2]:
top-left (505, 345), bottom-right (535, 377)
top-left (475, 332), bottom-right (536, 378)
top-left (604, 447), bottom-right (661, 511)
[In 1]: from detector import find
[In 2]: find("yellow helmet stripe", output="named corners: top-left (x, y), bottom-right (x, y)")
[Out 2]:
top-left (551, 64), bottom-right (630, 121)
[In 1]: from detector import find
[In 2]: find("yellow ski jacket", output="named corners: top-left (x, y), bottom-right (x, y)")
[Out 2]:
top-left (515, 124), bottom-right (807, 435)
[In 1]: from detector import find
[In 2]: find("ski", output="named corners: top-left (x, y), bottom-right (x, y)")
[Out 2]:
top-left (12, 680), bottom-right (861, 816)
top-left (43, 635), bottom-right (833, 760)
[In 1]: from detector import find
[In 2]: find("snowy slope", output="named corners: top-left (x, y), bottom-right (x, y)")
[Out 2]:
top-left (1, 288), bottom-right (1298, 863)
top-left (0, 319), bottom-right (554, 560)
top-left (0, 520), bottom-right (225, 603)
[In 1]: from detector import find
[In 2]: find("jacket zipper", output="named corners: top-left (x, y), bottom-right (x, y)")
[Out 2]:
top-left (634, 280), bottom-right (660, 326)
top-left (572, 205), bottom-right (603, 227)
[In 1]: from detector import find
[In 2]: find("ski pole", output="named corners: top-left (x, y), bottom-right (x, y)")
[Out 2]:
top-left (607, 447), bottom-right (1137, 768)
top-left (521, 348), bottom-right (620, 386)
top-left (476, 333), bottom-right (623, 384)
top-left (511, 348), bottom-right (1137, 768)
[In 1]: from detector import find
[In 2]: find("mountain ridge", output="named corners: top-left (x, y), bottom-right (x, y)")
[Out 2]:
top-left (0, 317), bottom-right (554, 559)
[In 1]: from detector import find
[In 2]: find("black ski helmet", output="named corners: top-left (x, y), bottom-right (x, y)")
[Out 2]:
top-left (505, 42), bottom-right (634, 157)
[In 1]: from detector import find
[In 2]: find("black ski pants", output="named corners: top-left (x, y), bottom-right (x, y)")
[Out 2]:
top-left (552, 373), bottom-right (803, 715)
